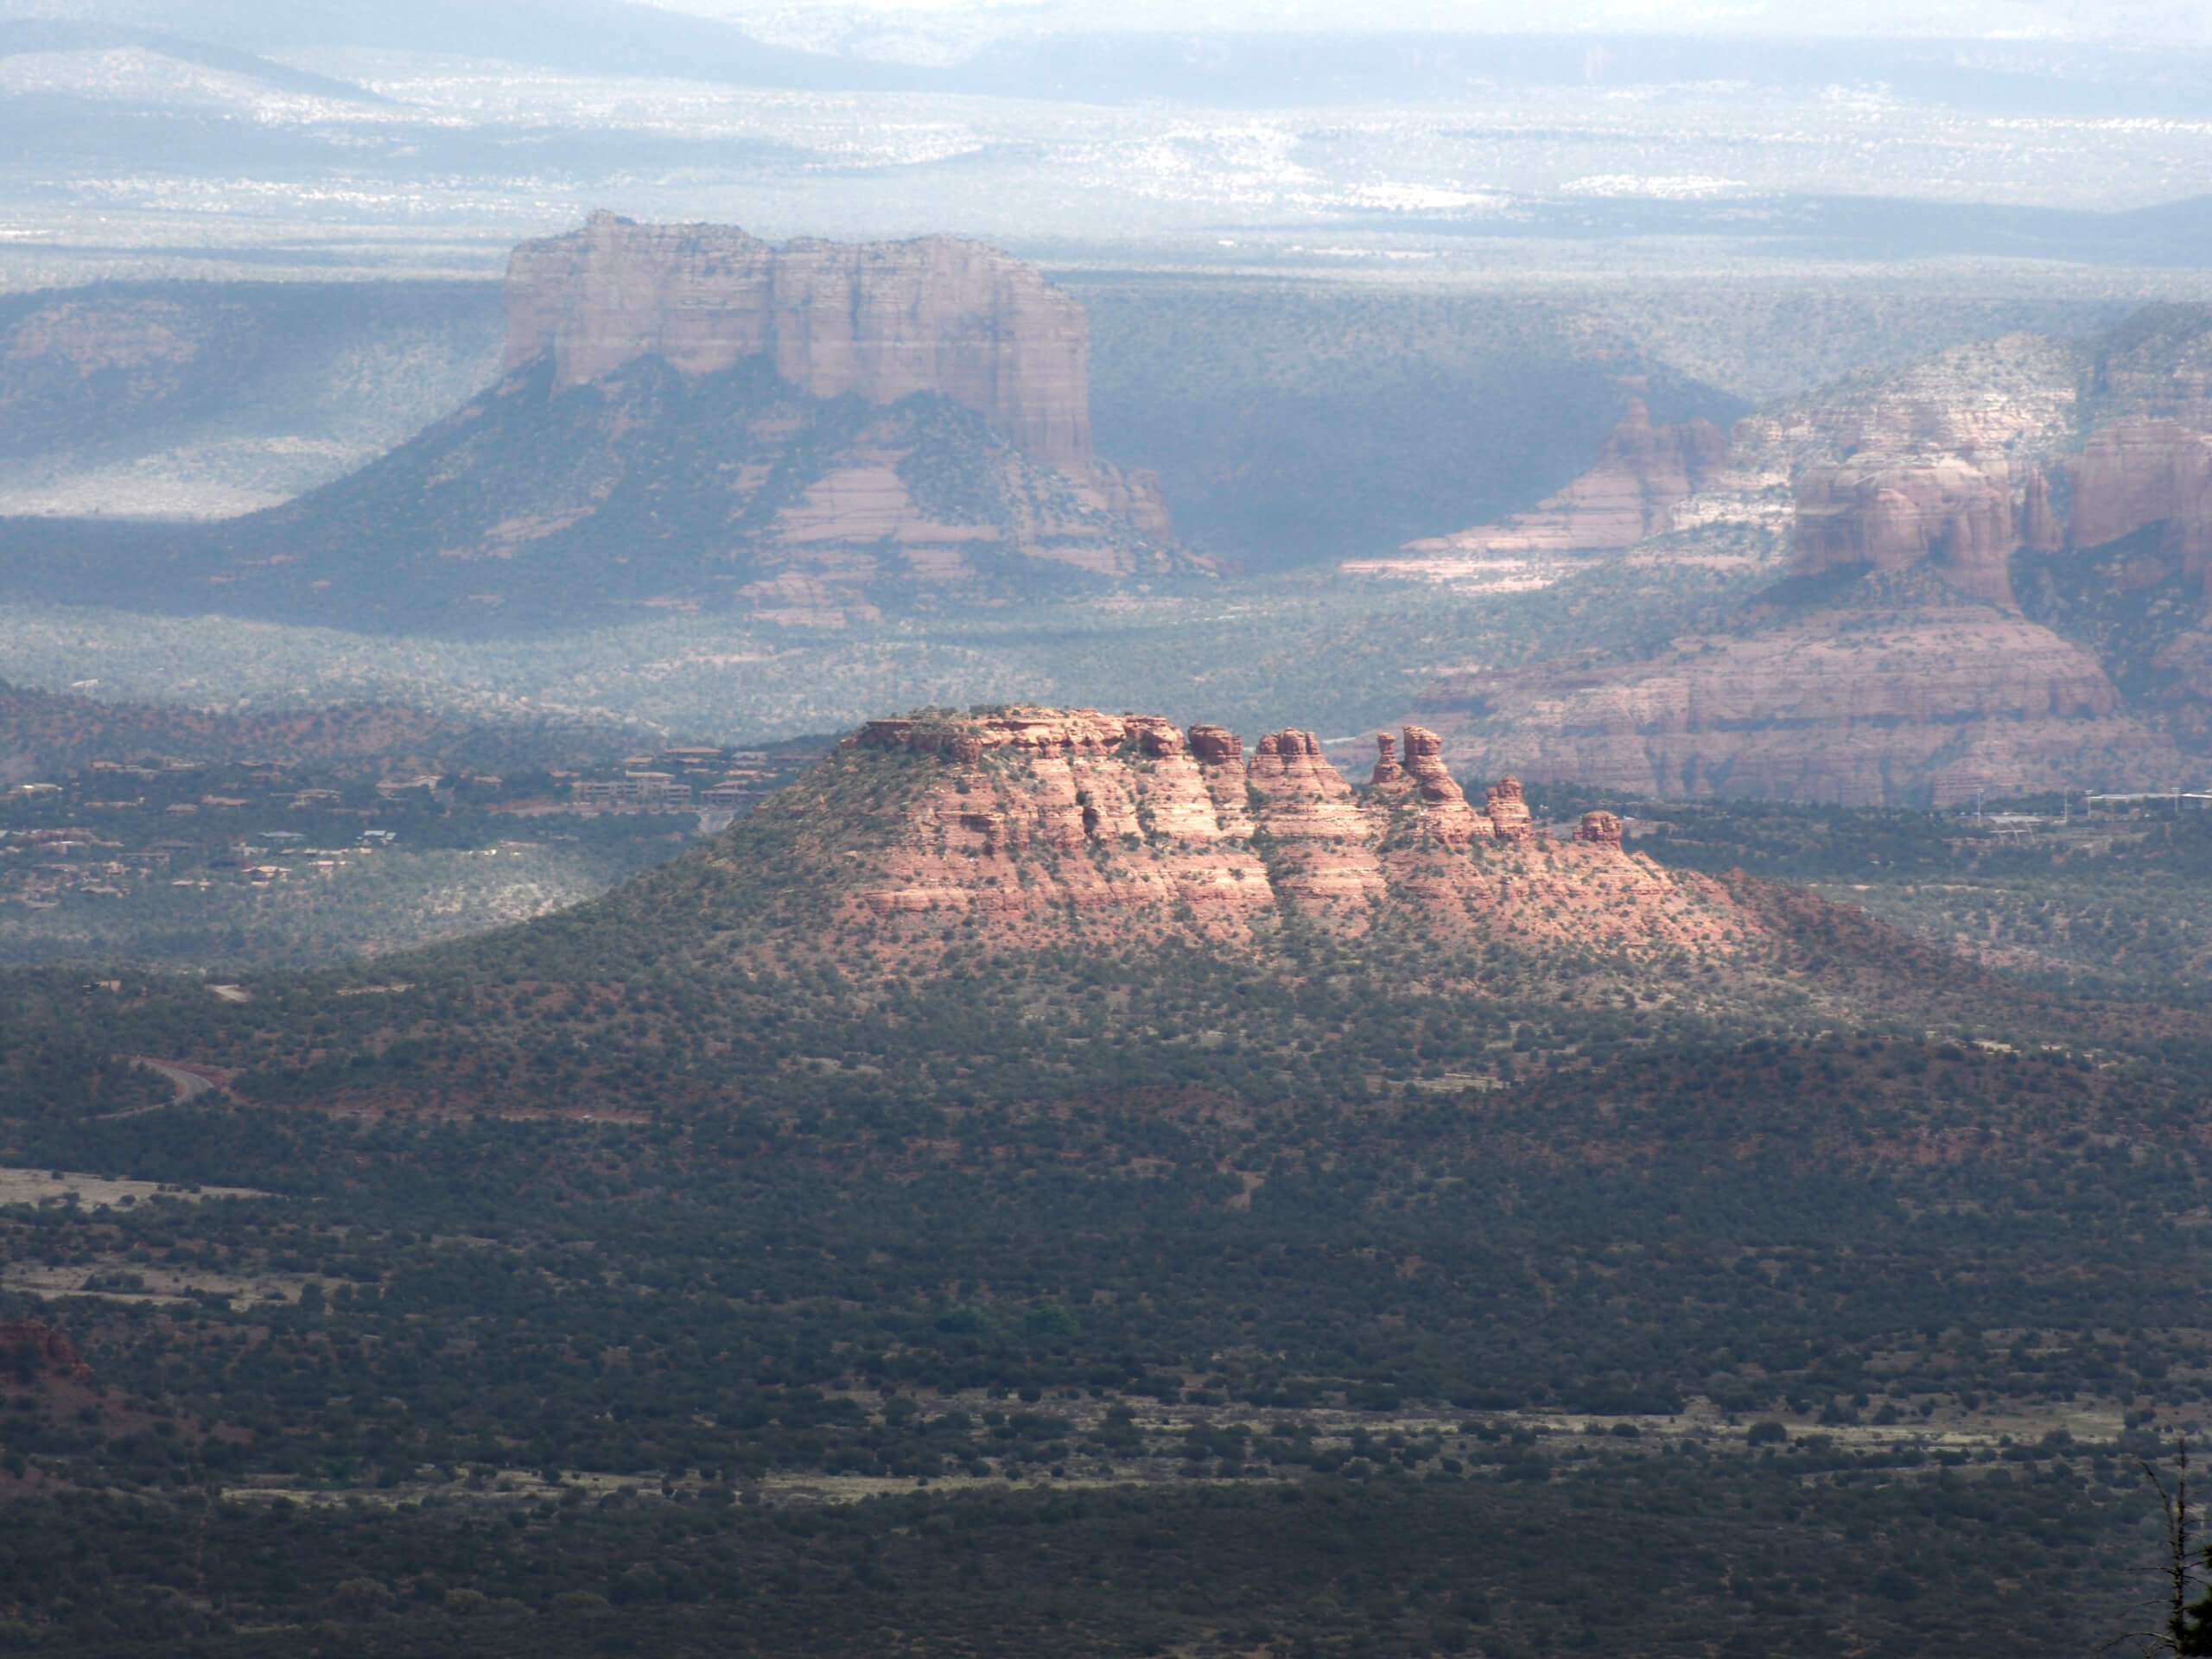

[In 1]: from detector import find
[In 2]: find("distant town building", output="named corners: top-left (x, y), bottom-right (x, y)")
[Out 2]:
top-left (570, 775), bottom-right (695, 810)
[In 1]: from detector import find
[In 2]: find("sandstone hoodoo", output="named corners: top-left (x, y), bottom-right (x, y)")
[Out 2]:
top-left (188, 215), bottom-right (1193, 629)
top-left (744, 707), bottom-right (1751, 956)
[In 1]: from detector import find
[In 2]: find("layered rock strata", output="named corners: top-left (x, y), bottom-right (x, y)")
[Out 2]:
top-left (1408, 610), bottom-right (2172, 807)
top-left (311, 211), bottom-right (1184, 620)
top-left (2067, 421), bottom-right (2212, 584)
top-left (1375, 325), bottom-right (2209, 802)
top-left (834, 709), bottom-right (1748, 954)
top-left (506, 212), bottom-right (1094, 472)
top-left (1366, 400), bottom-right (1732, 576)
top-left (1790, 451), bottom-right (2024, 606)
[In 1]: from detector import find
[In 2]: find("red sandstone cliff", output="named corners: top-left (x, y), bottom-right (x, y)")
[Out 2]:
top-left (815, 708), bottom-right (1750, 955)
top-left (1790, 451), bottom-right (2023, 607)
top-left (1365, 321), bottom-right (2212, 804)
top-left (206, 215), bottom-right (1195, 624)
top-left (1402, 608), bottom-right (2170, 808)
top-left (2066, 421), bottom-right (2212, 582)
top-left (505, 212), bottom-right (1095, 474)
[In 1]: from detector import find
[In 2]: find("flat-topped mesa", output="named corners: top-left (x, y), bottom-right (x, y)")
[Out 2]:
top-left (505, 212), bottom-right (1094, 472)
top-left (857, 708), bottom-right (1128, 760)
top-left (818, 708), bottom-right (1750, 953)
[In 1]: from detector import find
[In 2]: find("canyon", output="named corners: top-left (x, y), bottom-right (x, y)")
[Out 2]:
top-left (1382, 313), bottom-right (2212, 804)
top-left (741, 707), bottom-right (1752, 956)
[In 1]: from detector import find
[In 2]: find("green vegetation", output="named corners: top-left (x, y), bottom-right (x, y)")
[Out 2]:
top-left (1071, 275), bottom-right (1747, 569)
top-left (0, 1466), bottom-right (2152, 1655)
top-left (1567, 788), bottom-right (2212, 1003)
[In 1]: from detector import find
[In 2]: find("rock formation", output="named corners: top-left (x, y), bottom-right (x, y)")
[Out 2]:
top-left (1790, 451), bottom-right (2022, 606)
top-left (0, 1320), bottom-right (89, 1381)
top-left (817, 707), bottom-right (1749, 954)
top-left (1370, 322), bottom-right (2212, 804)
top-left (1372, 399), bottom-right (1732, 573)
top-left (1407, 610), bottom-right (2171, 807)
top-left (193, 216), bottom-right (1200, 629)
top-left (2067, 421), bottom-right (2212, 583)
top-left (1367, 725), bottom-right (1486, 847)
top-left (505, 211), bottom-right (1094, 473)
top-left (1482, 775), bottom-right (1536, 843)
top-left (2019, 465), bottom-right (2064, 555)
top-left (1576, 810), bottom-right (1623, 848)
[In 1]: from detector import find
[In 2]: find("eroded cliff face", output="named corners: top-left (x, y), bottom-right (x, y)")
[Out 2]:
top-left (505, 212), bottom-right (1094, 474)
top-left (1375, 324), bottom-right (2208, 802)
top-left (817, 708), bottom-right (1750, 955)
top-left (1791, 452), bottom-right (2023, 607)
top-left (1406, 607), bottom-right (2169, 808)
top-left (200, 223), bottom-right (1201, 629)
top-left (2067, 422), bottom-right (2212, 584)
top-left (1367, 400), bottom-right (1732, 576)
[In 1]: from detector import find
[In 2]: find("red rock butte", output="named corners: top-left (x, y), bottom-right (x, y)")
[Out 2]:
top-left (505, 212), bottom-right (1094, 473)
top-left (800, 709), bottom-right (1752, 955)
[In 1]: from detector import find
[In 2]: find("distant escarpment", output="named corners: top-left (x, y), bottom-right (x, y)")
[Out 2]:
top-left (690, 707), bottom-right (1754, 958)
top-left (1377, 319), bottom-right (2212, 804)
top-left (1357, 399), bottom-right (1731, 575)
top-left (58, 216), bottom-right (1194, 632)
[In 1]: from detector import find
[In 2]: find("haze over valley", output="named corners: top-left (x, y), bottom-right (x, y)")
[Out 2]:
top-left (3, 3), bottom-right (2212, 1655)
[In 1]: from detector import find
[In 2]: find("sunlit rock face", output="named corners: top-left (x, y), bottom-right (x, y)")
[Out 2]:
top-left (831, 709), bottom-right (1750, 956)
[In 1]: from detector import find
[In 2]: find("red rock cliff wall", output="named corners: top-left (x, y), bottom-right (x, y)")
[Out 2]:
top-left (832, 709), bottom-right (1747, 954)
top-left (2068, 421), bottom-right (2212, 582)
top-left (504, 212), bottom-right (1094, 472)
top-left (1791, 452), bottom-right (2021, 605)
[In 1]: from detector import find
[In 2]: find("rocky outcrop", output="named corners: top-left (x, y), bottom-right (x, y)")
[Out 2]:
top-left (1368, 726), bottom-right (1486, 847)
top-left (1791, 451), bottom-right (2022, 606)
top-left (1576, 810), bottom-right (1623, 848)
top-left (1482, 775), bottom-right (1536, 843)
top-left (0, 1321), bottom-right (89, 1381)
top-left (505, 211), bottom-right (1094, 473)
top-left (1366, 319), bottom-right (2212, 801)
top-left (1406, 608), bottom-right (2172, 807)
top-left (1374, 399), bottom-right (1732, 572)
top-left (830, 707), bottom-right (1749, 954)
top-left (177, 214), bottom-right (1192, 628)
top-left (2067, 421), bottom-right (2212, 582)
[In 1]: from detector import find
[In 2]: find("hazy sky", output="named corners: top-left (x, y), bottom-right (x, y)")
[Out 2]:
top-left (660, 0), bottom-right (2212, 44)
